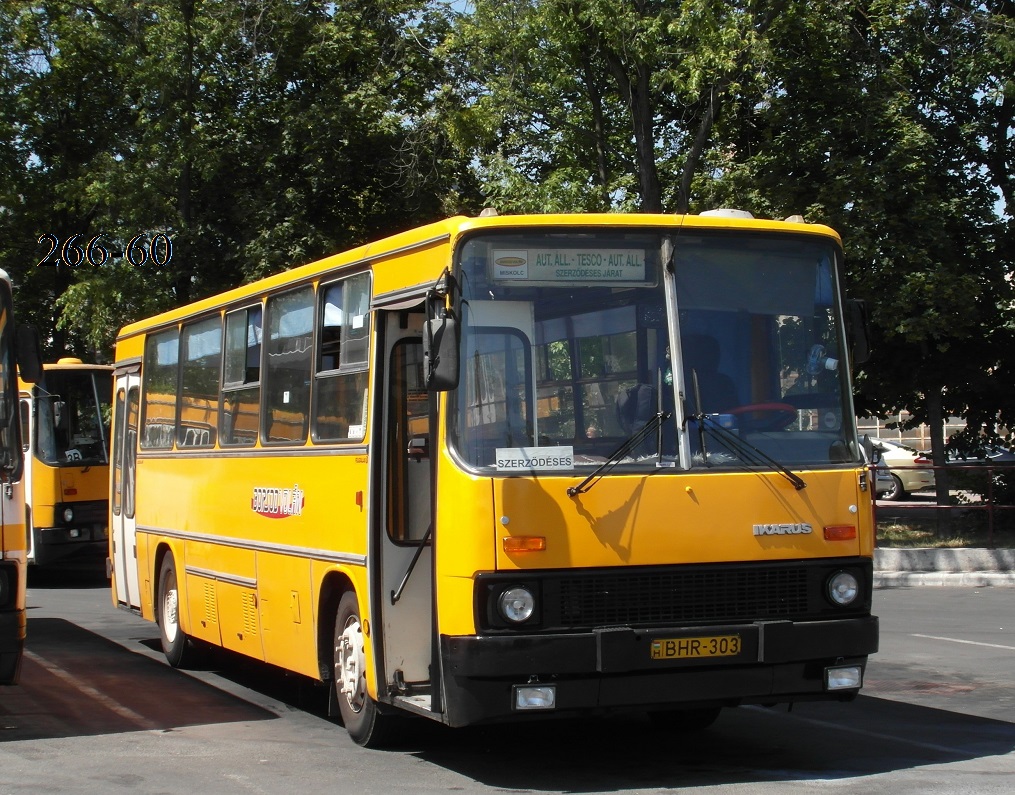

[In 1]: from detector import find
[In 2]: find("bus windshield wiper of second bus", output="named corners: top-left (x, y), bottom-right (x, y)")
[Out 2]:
top-left (695, 413), bottom-right (807, 491)
top-left (567, 411), bottom-right (670, 497)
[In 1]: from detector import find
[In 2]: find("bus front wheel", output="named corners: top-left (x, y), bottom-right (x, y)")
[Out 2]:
top-left (333, 591), bottom-right (395, 747)
top-left (158, 554), bottom-right (198, 668)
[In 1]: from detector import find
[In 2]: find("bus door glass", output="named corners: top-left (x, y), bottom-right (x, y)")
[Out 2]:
top-left (380, 311), bottom-right (433, 697)
top-left (111, 372), bottom-right (140, 609)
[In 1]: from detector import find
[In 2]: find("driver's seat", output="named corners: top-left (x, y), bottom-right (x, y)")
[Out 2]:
top-left (682, 334), bottom-right (738, 413)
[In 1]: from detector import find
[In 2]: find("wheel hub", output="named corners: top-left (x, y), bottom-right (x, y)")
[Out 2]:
top-left (336, 618), bottom-right (365, 713)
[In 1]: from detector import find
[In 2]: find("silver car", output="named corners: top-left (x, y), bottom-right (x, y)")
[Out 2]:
top-left (874, 439), bottom-right (936, 501)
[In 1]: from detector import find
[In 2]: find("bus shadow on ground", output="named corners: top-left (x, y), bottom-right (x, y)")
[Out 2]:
top-left (143, 641), bottom-right (1015, 789)
top-left (3, 619), bottom-right (276, 742)
top-left (390, 696), bottom-right (1015, 791)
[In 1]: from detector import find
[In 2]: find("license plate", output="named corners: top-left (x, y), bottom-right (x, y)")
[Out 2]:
top-left (650, 634), bottom-right (742, 660)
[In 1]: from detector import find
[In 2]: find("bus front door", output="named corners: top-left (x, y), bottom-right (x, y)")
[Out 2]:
top-left (378, 312), bottom-right (434, 711)
top-left (111, 371), bottom-right (140, 610)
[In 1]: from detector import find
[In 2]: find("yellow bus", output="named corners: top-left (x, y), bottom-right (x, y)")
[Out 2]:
top-left (0, 269), bottom-right (40, 685)
top-left (109, 211), bottom-right (878, 745)
top-left (19, 359), bottom-right (113, 567)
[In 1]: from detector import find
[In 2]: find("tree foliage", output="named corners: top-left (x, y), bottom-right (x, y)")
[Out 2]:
top-left (1, 0), bottom-right (478, 358)
top-left (1, 0), bottom-right (1012, 461)
top-left (447, 0), bottom-right (1014, 458)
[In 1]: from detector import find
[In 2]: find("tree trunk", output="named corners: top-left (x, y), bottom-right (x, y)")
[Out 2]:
top-left (926, 385), bottom-right (951, 536)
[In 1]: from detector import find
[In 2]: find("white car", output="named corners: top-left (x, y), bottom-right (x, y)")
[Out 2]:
top-left (874, 439), bottom-right (936, 501)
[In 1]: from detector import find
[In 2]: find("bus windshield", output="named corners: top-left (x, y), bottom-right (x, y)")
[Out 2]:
top-left (35, 369), bottom-right (113, 466)
top-left (449, 229), bottom-right (859, 473)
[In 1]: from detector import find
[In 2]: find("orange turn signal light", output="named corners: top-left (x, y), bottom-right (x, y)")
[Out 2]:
top-left (824, 525), bottom-right (856, 541)
top-left (503, 536), bottom-right (547, 552)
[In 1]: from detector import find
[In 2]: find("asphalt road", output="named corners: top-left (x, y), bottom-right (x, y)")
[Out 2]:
top-left (1, 567), bottom-right (1013, 795)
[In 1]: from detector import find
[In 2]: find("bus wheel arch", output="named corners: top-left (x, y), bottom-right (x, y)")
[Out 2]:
top-left (331, 588), bottom-right (401, 747)
top-left (156, 547), bottom-right (200, 668)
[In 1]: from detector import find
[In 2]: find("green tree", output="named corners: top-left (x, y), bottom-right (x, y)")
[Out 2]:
top-left (444, 0), bottom-right (787, 213)
top-left (3, 0), bottom-right (476, 358)
top-left (701, 0), bottom-right (1014, 509)
top-left (0, 1), bottom-right (141, 358)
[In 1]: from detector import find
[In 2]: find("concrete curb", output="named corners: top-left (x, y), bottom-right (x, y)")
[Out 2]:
top-left (873, 547), bottom-right (1015, 587)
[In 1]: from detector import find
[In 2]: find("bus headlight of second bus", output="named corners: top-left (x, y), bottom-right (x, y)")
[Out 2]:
top-left (498, 586), bottom-right (535, 623)
top-left (827, 571), bottom-right (859, 606)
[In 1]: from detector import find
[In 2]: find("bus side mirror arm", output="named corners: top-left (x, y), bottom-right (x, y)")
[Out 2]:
top-left (423, 274), bottom-right (461, 392)
top-left (423, 312), bottom-right (459, 392)
top-left (846, 299), bottom-right (872, 366)
top-left (16, 324), bottom-right (42, 384)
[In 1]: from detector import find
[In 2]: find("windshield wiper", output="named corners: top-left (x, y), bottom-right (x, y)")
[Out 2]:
top-left (692, 413), bottom-right (807, 491)
top-left (568, 411), bottom-right (671, 497)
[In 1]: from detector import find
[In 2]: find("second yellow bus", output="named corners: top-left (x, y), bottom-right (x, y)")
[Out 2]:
top-left (19, 359), bottom-right (113, 567)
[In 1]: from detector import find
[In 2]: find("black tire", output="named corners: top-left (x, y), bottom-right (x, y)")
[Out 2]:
top-left (648, 706), bottom-right (722, 732)
top-left (157, 554), bottom-right (199, 668)
top-left (333, 591), bottom-right (398, 747)
top-left (882, 474), bottom-right (907, 502)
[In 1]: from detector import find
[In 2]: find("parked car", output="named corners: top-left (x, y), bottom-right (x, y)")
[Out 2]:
top-left (873, 439), bottom-right (935, 501)
top-left (944, 444), bottom-right (1015, 466)
top-left (942, 444), bottom-right (1015, 505)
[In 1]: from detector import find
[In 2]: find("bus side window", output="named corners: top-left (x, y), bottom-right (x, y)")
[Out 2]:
top-left (140, 329), bottom-right (179, 450)
top-left (178, 316), bottom-right (222, 448)
top-left (221, 305), bottom-right (261, 447)
top-left (263, 286), bottom-right (313, 445)
top-left (314, 273), bottom-right (370, 442)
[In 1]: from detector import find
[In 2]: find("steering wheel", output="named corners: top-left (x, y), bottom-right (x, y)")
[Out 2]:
top-left (726, 402), bottom-right (798, 432)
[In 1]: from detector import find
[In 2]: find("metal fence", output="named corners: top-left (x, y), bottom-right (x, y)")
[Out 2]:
top-left (872, 462), bottom-right (1015, 548)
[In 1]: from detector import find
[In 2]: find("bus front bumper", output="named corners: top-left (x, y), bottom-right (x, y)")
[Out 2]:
top-left (439, 615), bottom-right (878, 727)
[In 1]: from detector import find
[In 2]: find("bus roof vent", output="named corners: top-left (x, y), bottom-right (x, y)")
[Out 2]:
top-left (56, 357), bottom-right (84, 365)
top-left (699, 208), bottom-right (754, 219)
top-left (478, 207), bottom-right (499, 217)
top-left (784, 214), bottom-right (806, 223)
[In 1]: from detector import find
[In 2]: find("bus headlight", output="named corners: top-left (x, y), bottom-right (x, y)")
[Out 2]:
top-left (827, 571), bottom-right (859, 606)
top-left (826, 664), bottom-right (863, 691)
top-left (62, 507), bottom-right (75, 524)
top-left (497, 587), bottom-right (535, 624)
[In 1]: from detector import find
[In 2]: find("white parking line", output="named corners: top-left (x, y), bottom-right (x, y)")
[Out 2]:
top-left (24, 650), bottom-right (160, 730)
top-left (912, 633), bottom-right (1015, 651)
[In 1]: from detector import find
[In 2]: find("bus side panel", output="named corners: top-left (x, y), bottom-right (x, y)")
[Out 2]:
top-left (134, 451), bottom-right (369, 678)
top-left (258, 552), bottom-right (314, 675)
top-left (137, 530), bottom-right (155, 621)
top-left (183, 539), bottom-right (256, 650)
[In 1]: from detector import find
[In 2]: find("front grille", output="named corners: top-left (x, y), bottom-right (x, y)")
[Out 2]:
top-left (548, 566), bottom-right (809, 628)
top-left (477, 559), bottom-right (872, 633)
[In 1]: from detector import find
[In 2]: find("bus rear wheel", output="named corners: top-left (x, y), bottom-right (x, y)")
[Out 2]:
top-left (158, 554), bottom-right (199, 668)
top-left (333, 591), bottom-right (397, 747)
